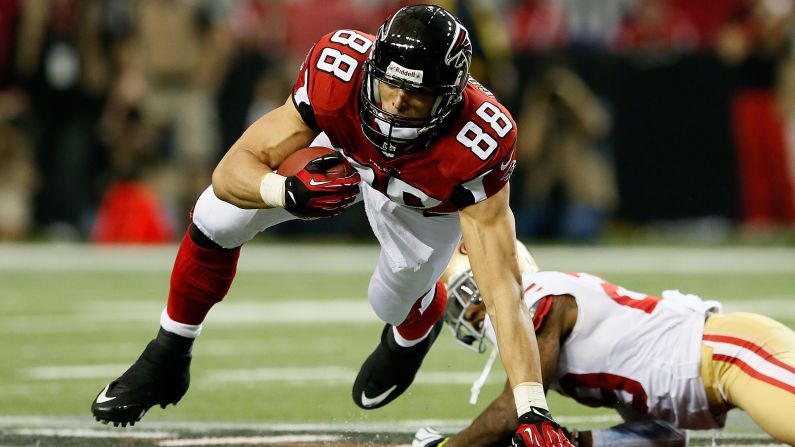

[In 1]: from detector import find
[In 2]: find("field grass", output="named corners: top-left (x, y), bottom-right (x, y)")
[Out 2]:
top-left (0, 243), bottom-right (793, 446)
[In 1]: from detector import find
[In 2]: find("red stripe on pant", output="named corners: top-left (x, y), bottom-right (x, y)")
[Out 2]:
top-left (395, 281), bottom-right (447, 341)
top-left (166, 228), bottom-right (240, 325)
top-left (712, 353), bottom-right (795, 395)
top-left (704, 334), bottom-right (795, 374)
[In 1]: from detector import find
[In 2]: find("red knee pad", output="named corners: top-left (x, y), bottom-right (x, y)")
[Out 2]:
top-left (167, 228), bottom-right (240, 325)
top-left (396, 280), bottom-right (447, 341)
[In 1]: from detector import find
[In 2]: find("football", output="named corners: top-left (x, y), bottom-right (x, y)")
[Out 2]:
top-left (276, 147), bottom-right (355, 178)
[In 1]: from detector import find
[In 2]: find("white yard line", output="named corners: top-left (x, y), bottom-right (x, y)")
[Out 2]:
top-left (1, 244), bottom-right (794, 274)
top-left (0, 415), bottom-right (780, 441)
top-left (722, 299), bottom-right (795, 320)
top-left (1, 426), bottom-right (783, 447)
top-left (79, 300), bottom-right (381, 323)
top-left (201, 366), bottom-right (356, 384)
top-left (202, 367), bottom-right (502, 386)
top-left (0, 415), bottom-right (612, 433)
top-left (4, 427), bottom-right (174, 438)
top-left (158, 435), bottom-right (343, 446)
top-left (0, 415), bottom-right (784, 446)
top-left (24, 364), bottom-right (130, 380)
top-left (20, 364), bottom-right (502, 386)
top-left (0, 295), bottom-right (789, 335)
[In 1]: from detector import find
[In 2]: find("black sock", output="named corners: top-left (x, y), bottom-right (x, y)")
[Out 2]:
top-left (155, 327), bottom-right (194, 354)
top-left (385, 325), bottom-right (403, 351)
top-left (189, 223), bottom-right (229, 251)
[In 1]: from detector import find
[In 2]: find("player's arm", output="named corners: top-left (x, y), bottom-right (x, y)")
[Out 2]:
top-left (212, 96), bottom-right (318, 208)
top-left (441, 298), bottom-right (569, 447)
top-left (446, 381), bottom-right (515, 447)
top-left (459, 183), bottom-right (544, 401)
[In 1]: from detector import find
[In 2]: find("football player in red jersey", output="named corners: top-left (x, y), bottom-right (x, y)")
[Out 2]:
top-left (413, 240), bottom-right (795, 447)
top-left (90, 6), bottom-right (570, 444)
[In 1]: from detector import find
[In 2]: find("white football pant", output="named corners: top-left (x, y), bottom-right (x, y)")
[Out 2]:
top-left (191, 182), bottom-right (461, 326)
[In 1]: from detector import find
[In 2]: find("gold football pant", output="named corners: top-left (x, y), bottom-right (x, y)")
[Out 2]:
top-left (701, 312), bottom-right (795, 444)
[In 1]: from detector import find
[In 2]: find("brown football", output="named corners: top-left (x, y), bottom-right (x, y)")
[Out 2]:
top-left (276, 147), bottom-right (355, 178)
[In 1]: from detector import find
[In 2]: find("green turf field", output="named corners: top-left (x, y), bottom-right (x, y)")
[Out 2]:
top-left (0, 243), bottom-right (793, 446)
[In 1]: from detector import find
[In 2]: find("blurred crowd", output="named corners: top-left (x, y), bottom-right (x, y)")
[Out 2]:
top-left (1, 0), bottom-right (794, 243)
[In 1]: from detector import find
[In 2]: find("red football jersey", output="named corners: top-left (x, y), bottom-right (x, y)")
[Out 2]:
top-left (292, 30), bottom-right (517, 214)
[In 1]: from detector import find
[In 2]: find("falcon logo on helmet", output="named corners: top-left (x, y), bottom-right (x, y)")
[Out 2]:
top-left (360, 5), bottom-right (473, 159)
top-left (445, 22), bottom-right (472, 71)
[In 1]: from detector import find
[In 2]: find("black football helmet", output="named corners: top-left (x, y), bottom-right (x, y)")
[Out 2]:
top-left (360, 5), bottom-right (472, 158)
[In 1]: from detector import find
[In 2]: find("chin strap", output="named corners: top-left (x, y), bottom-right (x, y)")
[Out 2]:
top-left (470, 347), bottom-right (498, 405)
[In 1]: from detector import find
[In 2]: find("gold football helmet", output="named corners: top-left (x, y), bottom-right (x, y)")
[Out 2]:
top-left (441, 239), bottom-right (539, 353)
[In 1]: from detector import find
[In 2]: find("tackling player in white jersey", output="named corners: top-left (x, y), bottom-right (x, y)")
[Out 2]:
top-left (413, 240), bottom-right (795, 447)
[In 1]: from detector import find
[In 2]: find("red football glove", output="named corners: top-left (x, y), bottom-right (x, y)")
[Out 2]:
top-left (511, 408), bottom-right (575, 447)
top-left (284, 153), bottom-right (360, 219)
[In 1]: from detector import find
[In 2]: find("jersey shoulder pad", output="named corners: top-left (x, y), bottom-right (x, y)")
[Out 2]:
top-left (292, 30), bottom-right (374, 128)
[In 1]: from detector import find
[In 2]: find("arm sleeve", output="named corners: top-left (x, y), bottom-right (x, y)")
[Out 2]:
top-left (291, 46), bottom-right (321, 132)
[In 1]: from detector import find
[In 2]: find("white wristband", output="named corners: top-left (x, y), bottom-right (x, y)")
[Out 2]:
top-left (259, 173), bottom-right (286, 208)
top-left (513, 382), bottom-right (549, 416)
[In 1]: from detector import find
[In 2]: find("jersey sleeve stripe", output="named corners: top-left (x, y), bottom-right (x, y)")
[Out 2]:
top-left (460, 169), bottom-right (491, 201)
top-left (292, 70), bottom-right (320, 131)
top-left (531, 296), bottom-right (554, 331)
top-left (451, 170), bottom-right (492, 209)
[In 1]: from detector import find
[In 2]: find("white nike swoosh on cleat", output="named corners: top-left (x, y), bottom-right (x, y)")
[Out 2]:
top-left (309, 178), bottom-right (332, 186)
top-left (95, 384), bottom-right (117, 404)
top-left (360, 385), bottom-right (397, 408)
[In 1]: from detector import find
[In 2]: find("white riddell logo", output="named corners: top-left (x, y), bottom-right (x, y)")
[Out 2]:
top-left (360, 385), bottom-right (397, 408)
top-left (309, 178), bottom-right (332, 186)
top-left (386, 61), bottom-right (423, 84)
top-left (95, 384), bottom-right (116, 404)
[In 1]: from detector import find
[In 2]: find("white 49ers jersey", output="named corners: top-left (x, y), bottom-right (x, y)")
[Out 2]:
top-left (484, 271), bottom-right (722, 429)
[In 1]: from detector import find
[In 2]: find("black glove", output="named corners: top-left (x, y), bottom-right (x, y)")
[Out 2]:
top-left (284, 153), bottom-right (360, 219)
top-left (413, 426), bottom-right (449, 447)
top-left (511, 408), bottom-right (574, 447)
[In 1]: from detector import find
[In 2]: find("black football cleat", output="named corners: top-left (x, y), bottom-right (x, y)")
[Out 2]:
top-left (352, 320), bottom-right (442, 409)
top-left (91, 333), bottom-right (191, 426)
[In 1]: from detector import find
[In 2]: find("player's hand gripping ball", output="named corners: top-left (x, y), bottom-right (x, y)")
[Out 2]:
top-left (276, 147), bottom-right (360, 219)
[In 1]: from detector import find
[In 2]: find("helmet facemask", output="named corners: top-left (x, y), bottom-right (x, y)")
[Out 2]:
top-left (360, 61), bottom-right (452, 158)
top-left (443, 269), bottom-right (489, 353)
top-left (441, 240), bottom-right (541, 355)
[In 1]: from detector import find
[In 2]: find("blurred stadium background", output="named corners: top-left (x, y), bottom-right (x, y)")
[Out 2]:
top-left (0, 0), bottom-right (793, 445)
